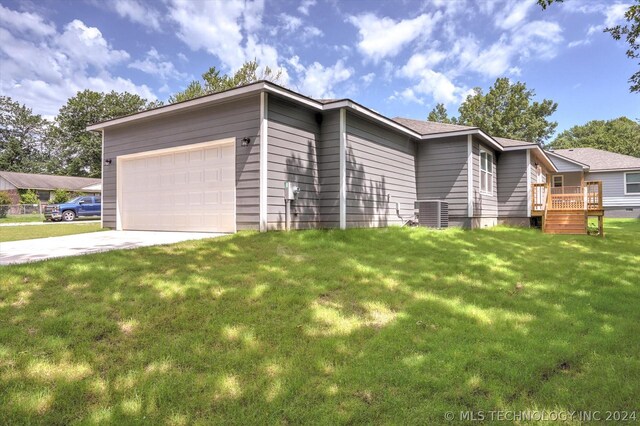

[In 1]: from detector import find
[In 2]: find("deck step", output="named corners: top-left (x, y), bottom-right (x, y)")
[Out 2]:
top-left (543, 210), bottom-right (587, 234)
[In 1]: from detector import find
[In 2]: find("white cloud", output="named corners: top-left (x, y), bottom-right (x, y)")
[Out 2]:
top-left (0, 4), bottom-right (56, 36)
top-left (294, 59), bottom-right (353, 98)
top-left (397, 63), bottom-right (466, 105)
top-left (298, 0), bottom-right (317, 16)
top-left (278, 13), bottom-right (303, 32)
top-left (361, 72), bottom-right (375, 85)
top-left (128, 48), bottom-right (187, 81)
top-left (168, 0), bottom-right (281, 72)
top-left (177, 52), bottom-right (188, 61)
top-left (494, 0), bottom-right (536, 30)
top-left (567, 39), bottom-right (590, 48)
top-left (347, 12), bottom-right (442, 62)
top-left (111, 0), bottom-right (162, 31)
top-left (604, 3), bottom-right (629, 27)
top-left (0, 8), bottom-right (155, 117)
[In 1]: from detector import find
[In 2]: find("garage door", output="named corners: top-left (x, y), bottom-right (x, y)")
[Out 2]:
top-left (119, 140), bottom-right (235, 232)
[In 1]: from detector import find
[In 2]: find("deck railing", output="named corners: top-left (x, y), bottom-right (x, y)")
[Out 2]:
top-left (531, 181), bottom-right (602, 213)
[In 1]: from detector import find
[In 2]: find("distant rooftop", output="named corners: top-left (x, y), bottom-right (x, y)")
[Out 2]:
top-left (552, 148), bottom-right (640, 171)
top-left (0, 171), bottom-right (100, 191)
top-left (392, 117), bottom-right (477, 135)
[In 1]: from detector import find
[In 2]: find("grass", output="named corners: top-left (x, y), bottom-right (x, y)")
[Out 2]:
top-left (0, 223), bottom-right (103, 242)
top-left (0, 214), bottom-right (44, 224)
top-left (0, 219), bottom-right (638, 424)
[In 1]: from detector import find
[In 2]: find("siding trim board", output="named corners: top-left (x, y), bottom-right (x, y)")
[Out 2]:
top-left (467, 135), bottom-right (473, 217)
top-left (339, 108), bottom-right (347, 229)
top-left (526, 149), bottom-right (531, 218)
top-left (259, 92), bottom-right (268, 232)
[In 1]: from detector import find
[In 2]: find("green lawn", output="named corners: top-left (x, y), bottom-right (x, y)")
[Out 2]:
top-left (1, 219), bottom-right (638, 424)
top-left (0, 214), bottom-right (44, 224)
top-left (0, 223), bottom-right (103, 242)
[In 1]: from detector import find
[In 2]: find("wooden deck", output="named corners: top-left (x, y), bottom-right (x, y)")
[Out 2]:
top-left (531, 181), bottom-right (604, 235)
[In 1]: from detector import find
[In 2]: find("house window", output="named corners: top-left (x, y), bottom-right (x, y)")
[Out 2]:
top-left (36, 190), bottom-right (50, 201)
top-left (552, 175), bottom-right (564, 188)
top-left (625, 172), bottom-right (640, 194)
top-left (480, 149), bottom-right (493, 195)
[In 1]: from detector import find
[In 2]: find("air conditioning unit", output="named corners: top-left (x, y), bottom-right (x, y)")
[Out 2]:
top-left (415, 200), bottom-right (449, 228)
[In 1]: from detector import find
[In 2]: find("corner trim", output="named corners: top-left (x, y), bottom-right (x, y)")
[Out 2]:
top-left (339, 108), bottom-right (347, 229)
top-left (467, 135), bottom-right (474, 217)
top-left (259, 92), bottom-right (268, 232)
top-left (526, 149), bottom-right (531, 218)
top-left (100, 130), bottom-right (104, 229)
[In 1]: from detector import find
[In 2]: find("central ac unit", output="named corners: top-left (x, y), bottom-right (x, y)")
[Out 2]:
top-left (415, 200), bottom-right (449, 228)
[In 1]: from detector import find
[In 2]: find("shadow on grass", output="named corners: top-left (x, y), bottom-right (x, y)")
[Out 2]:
top-left (1, 219), bottom-right (639, 423)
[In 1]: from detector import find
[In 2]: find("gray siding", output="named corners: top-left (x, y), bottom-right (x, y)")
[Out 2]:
top-left (497, 150), bottom-right (527, 217)
top-left (549, 154), bottom-right (583, 172)
top-left (345, 112), bottom-right (417, 227)
top-left (0, 176), bottom-right (16, 190)
top-left (416, 136), bottom-right (468, 219)
top-left (317, 111), bottom-right (341, 228)
top-left (472, 139), bottom-right (498, 217)
top-left (553, 171), bottom-right (582, 187)
top-left (586, 170), bottom-right (640, 207)
top-left (102, 95), bottom-right (261, 230)
top-left (266, 96), bottom-right (320, 229)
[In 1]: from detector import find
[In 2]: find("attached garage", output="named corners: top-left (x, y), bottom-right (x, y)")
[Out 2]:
top-left (117, 139), bottom-right (236, 233)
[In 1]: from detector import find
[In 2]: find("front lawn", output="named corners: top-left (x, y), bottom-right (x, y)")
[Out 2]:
top-left (0, 214), bottom-right (44, 224)
top-left (0, 223), bottom-right (103, 242)
top-left (1, 219), bottom-right (638, 424)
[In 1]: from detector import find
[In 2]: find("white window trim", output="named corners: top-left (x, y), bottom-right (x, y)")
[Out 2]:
top-left (624, 171), bottom-right (640, 195)
top-left (479, 147), bottom-right (494, 196)
top-left (552, 174), bottom-right (564, 188)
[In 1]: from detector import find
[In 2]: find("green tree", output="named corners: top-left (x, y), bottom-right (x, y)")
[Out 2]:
top-left (20, 189), bottom-right (39, 205)
top-left (0, 191), bottom-right (11, 218)
top-left (0, 96), bottom-right (51, 173)
top-left (539, 0), bottom-right (640, 93)
top-left (549, 117), bottom-right (640, 157)
top-left (427, 103), bottom-right (456, 124)
top-left (169, 59), bottom-right (285, 103)
top-left (54, 90), bottom-right (160, 177)
top-left (456, 78), bottom-right (558, 143)
top-left (51, 189), bottom-right (70, 204)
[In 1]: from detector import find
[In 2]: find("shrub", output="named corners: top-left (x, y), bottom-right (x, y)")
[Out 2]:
top-left (0, 191), bottom-right (11, 218)
top-left (20, 190), bottom-right (39, 205)
top-left (51, 189), bottom-right (70, 204)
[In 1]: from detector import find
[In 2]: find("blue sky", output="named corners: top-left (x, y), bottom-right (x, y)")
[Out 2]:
top-left (0, 0), bottom-right (637, 138)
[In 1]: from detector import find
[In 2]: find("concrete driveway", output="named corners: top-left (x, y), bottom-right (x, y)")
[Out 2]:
top-left (0, 231), bottom-right (225, 265)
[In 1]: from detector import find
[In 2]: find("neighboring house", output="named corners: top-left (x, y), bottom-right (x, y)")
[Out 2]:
top-left (546, 148), bottom-right (640, 218)
top-left (88, 81), bottom-right (559, 233)
top-left (0, 171), bottom-right (101, 203)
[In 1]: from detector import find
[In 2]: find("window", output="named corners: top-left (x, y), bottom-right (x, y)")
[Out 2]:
top-left (625, 172), bottom-right (640, 194)
top-left (480, 149), bottom-right (493, 194)
top-left (36, 190), bottom-right (50, 201)
top-left (95, 197), bottom-right (101, 204)
top-left (552, 175), bottom-right (564, 188)
top-left (80, 196), bottom-right (93, 204)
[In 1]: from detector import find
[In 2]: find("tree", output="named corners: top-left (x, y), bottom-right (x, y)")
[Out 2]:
top-left (538, 0), bottom-right (640, 93)
top-left (20, 189), bottom-right (39, 205)
top-left (169, 59), bottom-right (285, 103)
top-left (456, 78), bottom-right (558, 143)
top-left (427, 103), bottom-right (456, 124)
top-left (53, 90), bottom-right (160, 177)
top-left (549, 117), bottom-right (640, 157)
top-left (0, 96), bottom-right (51, 173)
top-left (51, 189), bottom-right (70, 204)
top-left (606, 1), bottom-right (640, 92)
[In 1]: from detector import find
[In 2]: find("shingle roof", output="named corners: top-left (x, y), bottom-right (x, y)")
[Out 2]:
top-left (392, 117), bottom-right (477, 135)
top-left (552, 148), bottom-right (640, 171)
top-left (493, 136), bottom-right (537, 148)
top-left (0, 171), bottom-right (101, 191)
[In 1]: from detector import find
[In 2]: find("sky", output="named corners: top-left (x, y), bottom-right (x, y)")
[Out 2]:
top-left (0, 0), bottom-right (638, 138)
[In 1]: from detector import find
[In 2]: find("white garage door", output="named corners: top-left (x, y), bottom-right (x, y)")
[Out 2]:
top-left (118, 140), bottom-right (235, 232)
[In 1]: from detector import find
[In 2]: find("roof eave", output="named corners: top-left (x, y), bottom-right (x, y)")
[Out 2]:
top-left (419, 128), bottom-right (503, 151)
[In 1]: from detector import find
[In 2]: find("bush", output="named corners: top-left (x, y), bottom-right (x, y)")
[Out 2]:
top-left (51, 189), bottom-right (70, 204)
top-left (0, 191), bottom-right (10, 218)
top-left (20, 190), bottom-right (39, 205)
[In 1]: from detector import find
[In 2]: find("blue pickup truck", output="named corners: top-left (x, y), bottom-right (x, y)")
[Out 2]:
top-left (44, 196), bottom-right (101, 222)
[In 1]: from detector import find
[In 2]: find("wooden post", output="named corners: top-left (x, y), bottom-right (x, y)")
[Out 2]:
top-left (599, 215), bottom-right (604, 238)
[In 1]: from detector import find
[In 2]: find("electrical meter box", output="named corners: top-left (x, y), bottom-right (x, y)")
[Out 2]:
top-left (284, 181), bottom-right (300, 200)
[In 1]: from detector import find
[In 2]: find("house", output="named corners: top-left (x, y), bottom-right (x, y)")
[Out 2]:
top-left (545, 148), bottom-right (640, 218)
top-left (87, 80), bottom-right (569, 233)
top-left (0, 171), bottom-right (101, 203)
